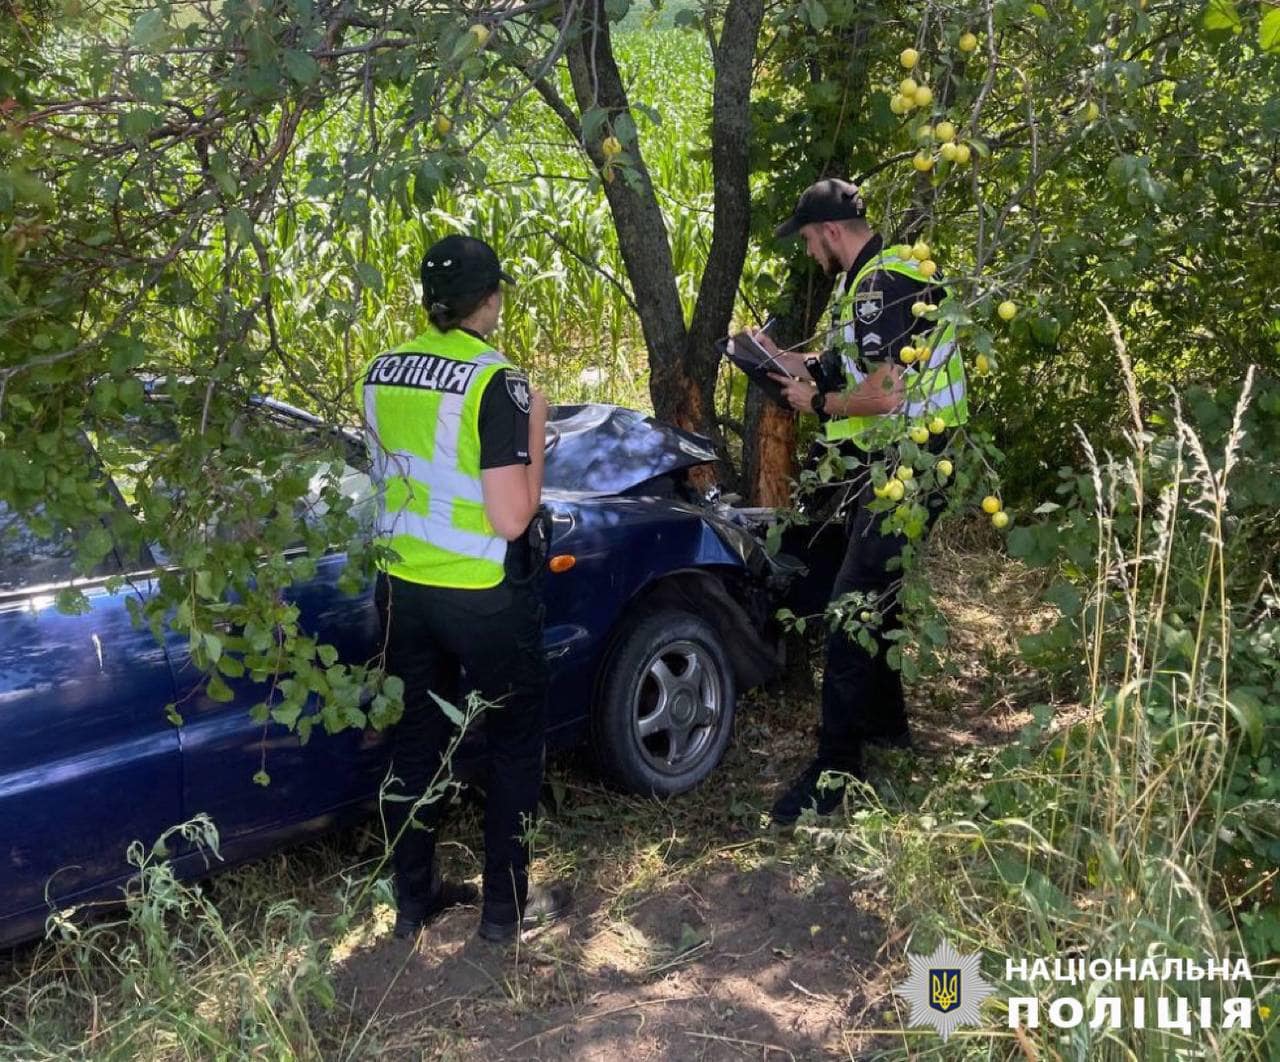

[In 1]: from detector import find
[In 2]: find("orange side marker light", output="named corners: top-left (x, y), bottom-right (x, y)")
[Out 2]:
top-left (549, 554), bottom-right (576, 574)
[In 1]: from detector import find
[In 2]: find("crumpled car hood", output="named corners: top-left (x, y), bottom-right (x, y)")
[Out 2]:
top-left (543, 404), bottom-right (717, 495)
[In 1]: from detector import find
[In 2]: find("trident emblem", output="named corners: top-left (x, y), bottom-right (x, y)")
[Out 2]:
top-left (930, 968), bottom-right (960, 1013)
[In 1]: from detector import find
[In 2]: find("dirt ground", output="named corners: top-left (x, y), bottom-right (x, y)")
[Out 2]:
top-left (0, 537), bottom-right (1058, 1060)
top-left (330, 860), bottom-right (891, 1060)
top-left (309, 540), bottom-right (1055, 1060)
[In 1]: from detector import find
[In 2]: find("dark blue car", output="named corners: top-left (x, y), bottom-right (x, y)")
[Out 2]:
top-left (0, 402), bottom-right (795, 948)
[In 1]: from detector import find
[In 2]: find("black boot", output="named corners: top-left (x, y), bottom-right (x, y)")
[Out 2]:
top-left (864, 724), bottom-right (913, 751)
top-left (477, 882), bottom-right (573, 943)
top-left (769, 760), bottom-right (861, 826)
top-left (393, 872), bottom-right (479, 939)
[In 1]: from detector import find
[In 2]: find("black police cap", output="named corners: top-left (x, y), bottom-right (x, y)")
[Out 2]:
top-left (774, 178), bottom-right (866, 239)
top-left (420, 235), bottom-right (515, 301)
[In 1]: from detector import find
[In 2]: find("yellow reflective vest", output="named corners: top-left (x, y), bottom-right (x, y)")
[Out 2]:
top-left (359, 326), bottom-right (512, 589)
top-left (823, 245), bottom-right (969, 451)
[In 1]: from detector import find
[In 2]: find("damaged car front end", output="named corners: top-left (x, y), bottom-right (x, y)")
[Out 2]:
top-left (537, 404), bottom-right (801, 794)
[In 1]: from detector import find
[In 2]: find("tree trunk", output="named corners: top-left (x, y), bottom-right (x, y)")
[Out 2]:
top-left (565, 2), bottom-right (693, 427)
top-left (683, 0), bottom-right (765, 443)
top-left (561, 0), bottom-right (764, 458)
top-left (742, 261), bottom-right (835, 504)
top-left (743, 394), bottom-right (796, 506)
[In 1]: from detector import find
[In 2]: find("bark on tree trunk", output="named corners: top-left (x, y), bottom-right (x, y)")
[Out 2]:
top-left (741, 262), bottom-right (835, 504)
top-left (683, 0), bottom-right (765, 441)
top-left (739, 14), bottom-right (876, 505)
top-left (743, 394), bottom-right (796, 506)
top-left (565, 2), bottom-right (691, 425)
top-left (561, 0), bottom-right (764, 455)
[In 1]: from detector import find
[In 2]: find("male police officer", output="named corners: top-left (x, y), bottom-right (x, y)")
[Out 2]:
top-left (755, 178), bottom-right (968, 824)
top-left (361, 235), bottom-right (570, 941)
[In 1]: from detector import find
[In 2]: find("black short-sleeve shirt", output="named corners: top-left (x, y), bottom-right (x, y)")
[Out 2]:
top-left (478, 368), bottom-right (532, 469)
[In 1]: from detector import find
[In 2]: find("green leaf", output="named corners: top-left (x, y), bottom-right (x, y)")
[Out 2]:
top-left (1030, 315), bottom-right (1062, 345)
top-left (272, 702), bottom-right (303, 728)
top-left (83, 526), bottom-right (113, 563)
top-left (225, 207), bottom-right (253, 245)
top-left (1226, 690), bottom-right (1264, 754)
top-left (430, 691), bottom-right (465, 726)
top-left (118, 377), bottom-right (145, 409)
top-left (206, 673), bottom-right (235, 703)
top-left (56, 588), bottom-right (91, 615)
top-left (283, 49), bottom-right (320, 85)
top-left (120, 109), bottom-right (161, 141)
top-left (1202, 0), bottom-right (1241, 33)
top-left (355, 262), bottom-right (383, 293)
top-left (209, 154), bottom-right (238, 197)
top-left (633, 102), bottom-right (663, 127)
top-left (217, 655), bottom-right (246, 679)
top-left (1261, 7), bottom-right (1280, 53)
top-left (1006, 525), bottom-right (1036, 559)
top-left (131, 9), bottom-right (168, 49)
top-left (449, 29), bottom-right (479, 62)
top-left (1043, 581), bottom-right (1082, 617)
top-left (413, 158), bottom-right (443, 209)
top-left (203, 631), bottom-right (223, 663)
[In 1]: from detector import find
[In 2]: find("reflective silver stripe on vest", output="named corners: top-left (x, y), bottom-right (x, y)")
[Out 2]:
top-left (364, 350), bottom-right (508, 563)
top-left (905, 338), bottom-right (965, 417)
top-left (833, 265), bottom-right (965, 419)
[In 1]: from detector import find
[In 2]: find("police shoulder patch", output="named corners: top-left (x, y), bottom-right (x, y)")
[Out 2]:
top-left (854, 290), bottom-right (884, 324)
top-left (504, 370), bottom-right (532, 413)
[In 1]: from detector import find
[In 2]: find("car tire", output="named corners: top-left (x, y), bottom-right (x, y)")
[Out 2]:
top-left (593, 608), bottom-right (737, 797)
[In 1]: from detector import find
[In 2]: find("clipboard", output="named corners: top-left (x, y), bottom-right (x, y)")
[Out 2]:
top-left (717, 330), bottom-right (794, 410)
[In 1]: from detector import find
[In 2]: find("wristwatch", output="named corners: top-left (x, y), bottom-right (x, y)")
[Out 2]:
top-left (809, 388), bottom-right (827, 415)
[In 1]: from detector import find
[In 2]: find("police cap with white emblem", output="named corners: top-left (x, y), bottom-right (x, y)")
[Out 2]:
top-left (420, 234), bottom-right (515, 302)
top-left (774, 178), bottom-right (867, 239)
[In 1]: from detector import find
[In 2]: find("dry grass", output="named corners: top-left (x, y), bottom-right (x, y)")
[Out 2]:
top-left (0, 535), bottom-right (1059, 1060)
top-left (916, 522), bottom-right (1073, 748)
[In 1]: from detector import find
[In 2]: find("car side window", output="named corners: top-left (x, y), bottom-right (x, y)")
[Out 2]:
top-left (0, 502), bottom-right (122, 594)
top-left (91, 406), bottom-right (374, 555)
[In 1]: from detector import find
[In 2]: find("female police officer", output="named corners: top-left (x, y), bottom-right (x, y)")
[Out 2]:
top-left (360, 234), bottom-right (571, 941)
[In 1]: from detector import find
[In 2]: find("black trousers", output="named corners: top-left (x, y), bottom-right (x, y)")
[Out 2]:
top-left (818, 474), bottom-right (944, 769)
top-left (374, 570), bottom-right (548, 923)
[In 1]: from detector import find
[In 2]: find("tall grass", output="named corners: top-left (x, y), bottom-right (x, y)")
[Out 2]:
top-left (0, 817), bottom-right (334, 1060)
top-left (815, 366), bottom-right (1276, 1058)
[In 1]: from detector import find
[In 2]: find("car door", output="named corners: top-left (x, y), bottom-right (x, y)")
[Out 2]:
top-left (0, 502), bottom-right (182, 946)
top-left (159, 418), bottom-right (388, 859)
top-left (165, 553), bottom-right (386, 858)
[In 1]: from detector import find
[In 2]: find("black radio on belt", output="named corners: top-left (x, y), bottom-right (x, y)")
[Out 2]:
top-left (506, 506), bottom-right (552, 584)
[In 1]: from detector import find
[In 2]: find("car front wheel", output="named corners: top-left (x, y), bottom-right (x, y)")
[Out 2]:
top-left (593, 608), bottom-right (736, 797)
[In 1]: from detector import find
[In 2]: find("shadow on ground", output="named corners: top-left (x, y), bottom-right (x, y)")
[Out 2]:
top-left (330, 856), bottom-right (889, 1060)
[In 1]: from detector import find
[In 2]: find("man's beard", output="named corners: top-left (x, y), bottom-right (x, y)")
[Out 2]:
top-left (818, 233), bottom-right (844, 277)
